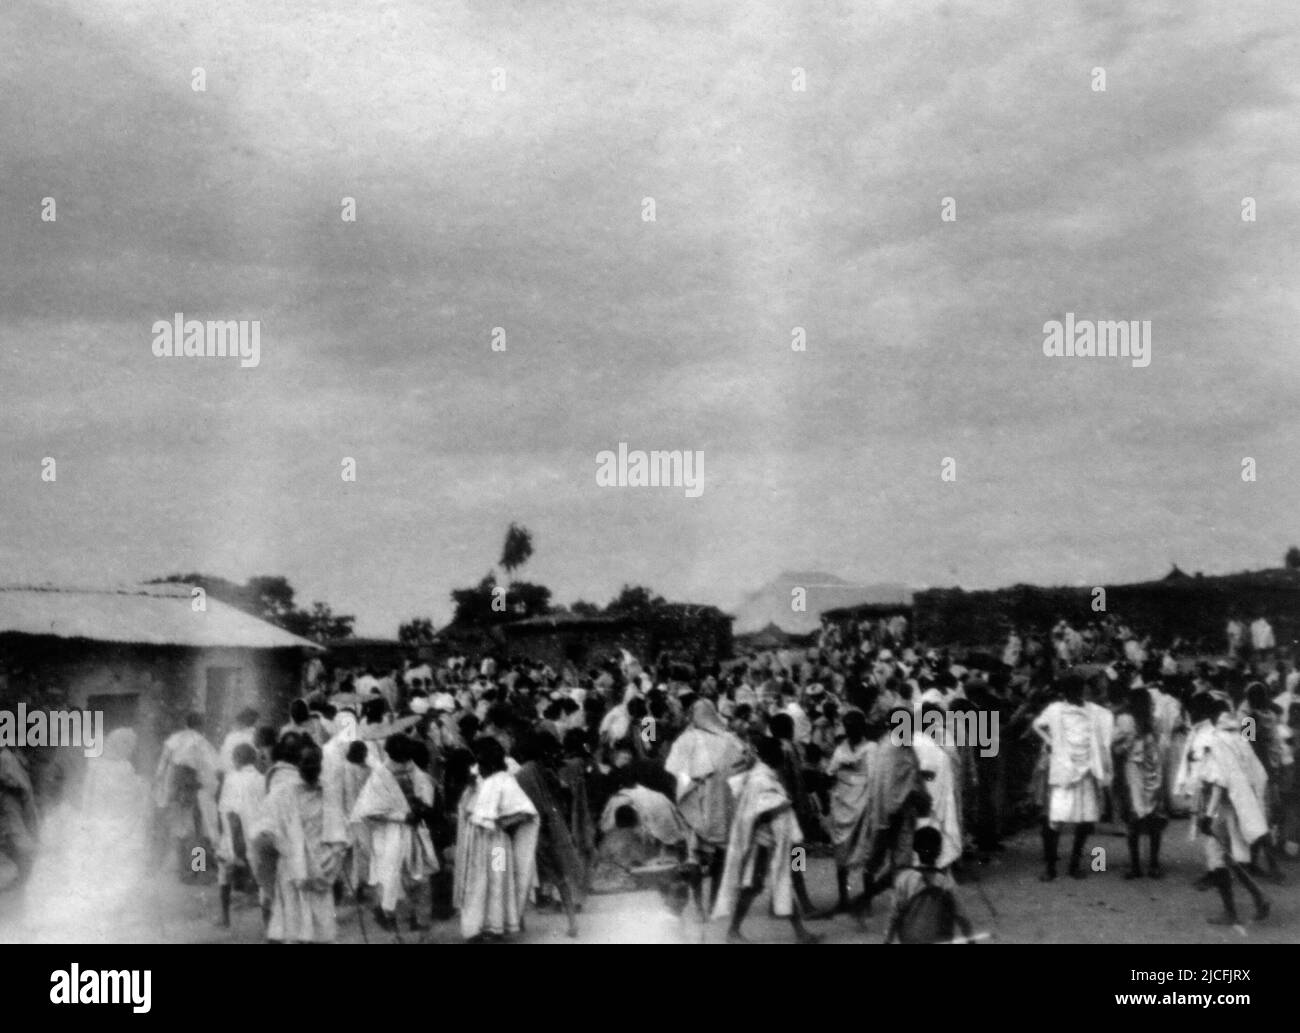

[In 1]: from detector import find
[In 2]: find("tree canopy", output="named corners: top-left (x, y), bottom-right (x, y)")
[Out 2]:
top-left (499, 523), bottom-right (534, 578)
top-left (398, 616), bottom-right (437, 646)
top-left (149, 573), bottom-right (355, 643)
top-left (449, 573), bottom-right (552, 626)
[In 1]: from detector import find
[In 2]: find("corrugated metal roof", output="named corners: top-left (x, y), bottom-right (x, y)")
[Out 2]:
top-left (0, 584), bottom-right (323, 651)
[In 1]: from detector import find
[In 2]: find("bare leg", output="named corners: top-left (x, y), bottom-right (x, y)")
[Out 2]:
top-left (1206, 867), bottom-right (1238, 925)
top-left (707, 851), bottom-right (726, 912)
top-left (1125, 826), bottom-right (1143, 879)
top-left (1147, 823), bottom-right (1164, 878)
top-left (687, 862), bottom-right (709, 924)
top-left (788, 896), bottom-right (822, 944)
top-left (727, 887), bottom-right (760, 942)
top-left (1040, 823), bottom-right (1059, 881)
top-left (218, 883), bottom-right (232, 927)
top-left (557, 879), bottom-right (579, 938)
top-left (1230, 861), bottom-right (1270, 920)
top-left (1068, 823), bottom-right (1093, 878)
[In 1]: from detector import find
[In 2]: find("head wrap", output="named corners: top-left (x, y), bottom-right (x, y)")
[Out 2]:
top-left (689, 698), bottom-right (728, 735)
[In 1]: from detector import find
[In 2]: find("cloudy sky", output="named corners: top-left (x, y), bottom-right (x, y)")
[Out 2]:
top-left (1, 0), bottom-right (1297, 635)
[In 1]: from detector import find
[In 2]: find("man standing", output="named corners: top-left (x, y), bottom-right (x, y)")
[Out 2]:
top-left (153, 712), bottom-right (220, 881)
top-left (1250, 617), bottom-right (1276, 661)
top-left (664, 699), bottom-right (746, 917)
top-left (0, 745), bottom-right (38, 887)
top-left (218, 708), bottom-right (260, 773)
top-left (514, 730), bottom-right (585, 938)
top-left (215, 743), bottom-right (264, 926)
top-left (912, 703), bottom-right (963, 870)
top-left (350, 734), bottom-right (437, 934)
top-left (712, 736), bottom-right (820, 944)
top-left (859, 708), bottom-right (927, 915)
top-left (252, 742), bottom-right (346, 943)
top-left (1032, 673), bottom-right (1110, 880)
top-left (1195, 700), bottom-right (1271, 925)
top-left (280, 699), bottom-right (326, 746)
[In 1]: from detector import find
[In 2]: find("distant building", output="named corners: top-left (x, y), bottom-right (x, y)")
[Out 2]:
top-left (0, 584), bottom-right (322, 774)
top-left (501, 604), bottom-right (734, 671)
top-left (321, 637), bottom-right (409, 679)
top-left (909, 567), bottom-right (1300, 651)
top-left (731, 570), bottom-right (912, 636)
top-left (819, 600), bottom-right (916, 626)
top-left (735, 622), bottom-right (815, 652)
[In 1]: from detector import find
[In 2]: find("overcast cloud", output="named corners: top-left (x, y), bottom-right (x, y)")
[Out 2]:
top-left (1, 0), bottom-right (1296, 634)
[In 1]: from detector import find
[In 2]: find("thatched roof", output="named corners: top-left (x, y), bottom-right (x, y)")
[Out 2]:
top-left (0, 584), bottom-right (323, 651)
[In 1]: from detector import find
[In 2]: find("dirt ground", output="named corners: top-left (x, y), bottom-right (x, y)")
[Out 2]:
top-left (3, 817), bottom-right (1295, 945)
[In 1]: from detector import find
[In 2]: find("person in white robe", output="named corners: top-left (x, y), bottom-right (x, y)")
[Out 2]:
top-left (322, 710), bottom-right (373, 893)
top-left (711, 736), bottom-right (819, 943)
top-left (1112, 691), bottom-right (1167, 879)
top-left (1196, 700), bottom-right (1271, 925)
top-left (1174, 691), bottom-right (1219, 866)
top-left (452, 737), bottom-right (539, 941)
top-left (152, 713), bottom-right (220, 880)
top-left (913, 705), bottom-right (962, 870)
top-left (663, 699), bottom-right (747, 918)
top-left (23, 728), bottom-right (150, 942)
top-left (1251, 617), bottom-right (1275, 656)
top-left (824, 710), bottom-right (876, 912)
top-left (599, 784), bottom-right (688, 848)
top-left (1146, 682), bottom-right (1189, 814)
top-left (598, 687), bottom-right (639, 746)
top-left (1032, 674), bottom-right (1110, 880)
top-left (217, 709), bottom-right (260, 773)
top-left (351, 734), bottom-right (438, 933)
top-left (780, 690), bottom-right (812, 746)
top-left (251, 743), bottom-right (346, 943)
top-left (0, 745), bottom-right (38, 890)
top-left (215, 742), bottom-right (265, 926)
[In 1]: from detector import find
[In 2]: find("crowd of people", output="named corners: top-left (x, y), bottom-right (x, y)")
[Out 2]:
top-left (2, 611), bottom-right (1297, 943)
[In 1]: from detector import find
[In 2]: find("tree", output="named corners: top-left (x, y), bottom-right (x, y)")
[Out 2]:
top-left (451, 573), bottom-right (502, 627)
top-left (448, 523), bottom-right (554, 629)
top-left (450, 573), bottom-right (553, 627)
top-left (569, 600), bottom-right (602, 617)
top-left (399, 617), bottom-right (437, 646)
top-left (244, 575), bottom-right (298, 623)
top-left (149, 573), bottom-right (353, 642)
top-left (606, 584), bottom-right (667, 615)
top-left (150, 573), bottom-right (248, 610)
top-left (507, 581), bottom-right (553, 619)
top-left (281, 602), bottom-right (355, 643)
top-left (1286, 546), bottom-right (1300, 570)
top-left (499, 523), bottom-right (534, 579)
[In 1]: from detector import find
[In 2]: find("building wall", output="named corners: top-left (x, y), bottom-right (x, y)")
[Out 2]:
top-left (912, 578), bottom-right (1300, 652)
top-left (0, 635), bottom-right (306, 789)
top-left (504, 618), bottom-right (733, 671)
top-left (505, 626), bottom-right (650, 671)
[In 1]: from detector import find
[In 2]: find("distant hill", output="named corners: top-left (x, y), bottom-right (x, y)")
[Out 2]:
top-left (731, 571), bottom-right (912, 635)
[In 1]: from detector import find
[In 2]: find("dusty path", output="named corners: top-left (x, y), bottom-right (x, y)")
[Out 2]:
top-left (3, 817), bottom-right (1294, 944)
